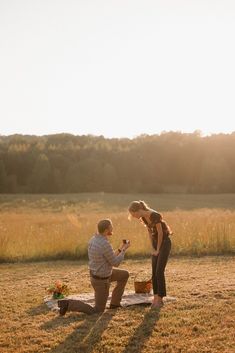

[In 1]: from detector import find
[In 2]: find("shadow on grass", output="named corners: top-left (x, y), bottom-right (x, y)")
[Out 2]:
top-left (41, 313), bottom-right (86, 330)
top-left (122, 307), bottom-right (160, 353)
top-left (27, 303), bottom-right (50, 316)
top-left (47, 310), bottom-right (117, 353)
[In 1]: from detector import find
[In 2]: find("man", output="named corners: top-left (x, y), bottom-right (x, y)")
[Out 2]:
top-left (58, 218), bottom-right (130, 315)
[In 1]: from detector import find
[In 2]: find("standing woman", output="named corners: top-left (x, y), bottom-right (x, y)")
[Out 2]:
top-left (128, 200), bottom-right (172, 308)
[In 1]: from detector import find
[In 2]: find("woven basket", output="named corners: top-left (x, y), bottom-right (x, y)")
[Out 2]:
top-left (134, 274), bottom-right (152, 294)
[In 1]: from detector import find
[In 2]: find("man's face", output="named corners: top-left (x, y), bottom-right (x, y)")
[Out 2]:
top-left (106, 224), bottom-right (113, 236)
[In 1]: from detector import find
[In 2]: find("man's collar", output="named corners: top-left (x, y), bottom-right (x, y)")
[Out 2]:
top-left (96, 233), bottom-right (108, 239)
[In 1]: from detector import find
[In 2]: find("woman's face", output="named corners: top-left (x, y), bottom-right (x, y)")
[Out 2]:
top-left (130, 211), bottom-right (141, 219)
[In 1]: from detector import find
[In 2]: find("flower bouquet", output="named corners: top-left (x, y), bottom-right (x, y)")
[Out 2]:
top-left (46, 280), bottom-right (69, 299)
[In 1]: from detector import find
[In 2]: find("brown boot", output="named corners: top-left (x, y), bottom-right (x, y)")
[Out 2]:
top-left (58, 300), bottom-right (69, 316)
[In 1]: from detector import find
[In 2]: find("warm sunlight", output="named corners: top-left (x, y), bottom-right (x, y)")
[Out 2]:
top-left (0, 0), bottom-right (235, 137)
top-left (0, 3), bottom-right (234, 353)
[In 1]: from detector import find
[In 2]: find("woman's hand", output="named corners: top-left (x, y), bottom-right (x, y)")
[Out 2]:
top-left (152, 250), bottom-right (159, 256)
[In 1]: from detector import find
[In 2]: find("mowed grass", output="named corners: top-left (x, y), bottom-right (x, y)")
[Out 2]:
top-left (0, 257), bottom-right (234, 353)
top-left (1, 193), bottom-right (235, 212)
top-left (0, 193), bottom-right (235, 262)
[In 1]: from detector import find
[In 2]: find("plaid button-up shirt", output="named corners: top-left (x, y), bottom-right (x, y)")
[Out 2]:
top-left (88, 234), bottom-right (125, 277)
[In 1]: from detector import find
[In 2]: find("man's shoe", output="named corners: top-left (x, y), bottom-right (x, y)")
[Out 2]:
top-left (109, 303), bottom-right (122, 309)
top-left (58, 300), bottom-right (69, 316)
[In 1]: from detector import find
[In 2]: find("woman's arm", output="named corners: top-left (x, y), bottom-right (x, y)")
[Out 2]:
top-left (147, 228), bottom-right (156, 253)
top-left (155, 223), bottom-right (163, 254)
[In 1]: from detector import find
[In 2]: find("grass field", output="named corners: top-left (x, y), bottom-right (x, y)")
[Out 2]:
top-left (1, 193), bottom-right (235, 212)
top-left (0, 257), bottom-right (234, 353)
top-left (0, 193), bottom-right (235, 262)
top-left (0, 194), bottom-right (234, 352)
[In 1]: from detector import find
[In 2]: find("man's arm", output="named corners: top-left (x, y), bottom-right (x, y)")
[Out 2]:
top-left (103, 241), bottom-right (125, 267)
top-left (114, 242), bottom-right (126, 256)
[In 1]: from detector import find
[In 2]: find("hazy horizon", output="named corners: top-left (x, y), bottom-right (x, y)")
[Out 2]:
top-left (1, 129), bottom-right (235, 139)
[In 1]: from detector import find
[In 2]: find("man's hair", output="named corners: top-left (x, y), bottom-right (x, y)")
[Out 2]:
top-left (97, 219), bottom-right (112, 234)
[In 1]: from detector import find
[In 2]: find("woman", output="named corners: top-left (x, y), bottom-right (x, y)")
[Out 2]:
top-left (128, 200), bottom-right (172, 308)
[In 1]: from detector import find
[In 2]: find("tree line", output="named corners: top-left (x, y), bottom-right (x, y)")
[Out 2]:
top-left (0, 131), bottom-right (235, 193)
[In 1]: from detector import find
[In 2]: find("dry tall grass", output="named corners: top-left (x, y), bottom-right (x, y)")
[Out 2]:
top-left (0, 208), bottom-right (234, 262)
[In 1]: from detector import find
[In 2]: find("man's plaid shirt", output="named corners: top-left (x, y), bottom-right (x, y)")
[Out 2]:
top-left (88, 234), bottom-right (125, 277)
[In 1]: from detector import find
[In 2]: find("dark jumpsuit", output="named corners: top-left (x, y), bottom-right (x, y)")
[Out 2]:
top-left (142, 211), bottom-right (172, 297)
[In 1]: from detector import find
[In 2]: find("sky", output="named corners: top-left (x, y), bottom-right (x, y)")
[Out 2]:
top-left (0, 0), bottom-right (235, 138)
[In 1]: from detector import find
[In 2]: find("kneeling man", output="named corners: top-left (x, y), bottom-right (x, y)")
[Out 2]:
top-left (58, 219), bottom-right (130, 315)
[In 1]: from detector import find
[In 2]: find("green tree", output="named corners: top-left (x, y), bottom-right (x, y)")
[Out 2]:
top-left (29, 154), bottom-right (51, 193)
top-left (0, 160), bottom-right (7, 192)
top-left (7, 174), bottom-right (18, 193)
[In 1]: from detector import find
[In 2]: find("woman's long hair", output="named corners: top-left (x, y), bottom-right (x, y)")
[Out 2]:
top-left (128, 200), bottom-right (149, 213)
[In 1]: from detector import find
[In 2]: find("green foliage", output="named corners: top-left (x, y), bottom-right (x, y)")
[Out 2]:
top-left (29, 154), bottom-right (51, 193)
top-left (0, 160), bottom-right (7, 192)
top-left (0, 132), bottom-right (235, 193)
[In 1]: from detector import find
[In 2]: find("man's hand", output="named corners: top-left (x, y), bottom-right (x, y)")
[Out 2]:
top-left (116, 241), bottom-right (130, 255)
top-left (122, 241), bottom-right (131, 251)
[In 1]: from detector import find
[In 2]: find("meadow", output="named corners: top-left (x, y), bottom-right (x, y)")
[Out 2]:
top-left (0, 193), bottom-right (234, 353)
top-left (0, 193), bottom-right (235, 262)
top-left (0, 257), bottom-right (234, 353)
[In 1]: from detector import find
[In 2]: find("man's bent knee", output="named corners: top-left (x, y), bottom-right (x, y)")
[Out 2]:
top-left (122, 270), bottom-right (129, 281)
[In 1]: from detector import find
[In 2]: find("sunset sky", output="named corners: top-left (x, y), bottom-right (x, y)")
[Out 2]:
top-left (0, 0), bottom-right (235, 138)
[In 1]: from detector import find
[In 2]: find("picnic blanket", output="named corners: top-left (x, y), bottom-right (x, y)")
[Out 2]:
top-left (44, 291), bottom-right (176, 312)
